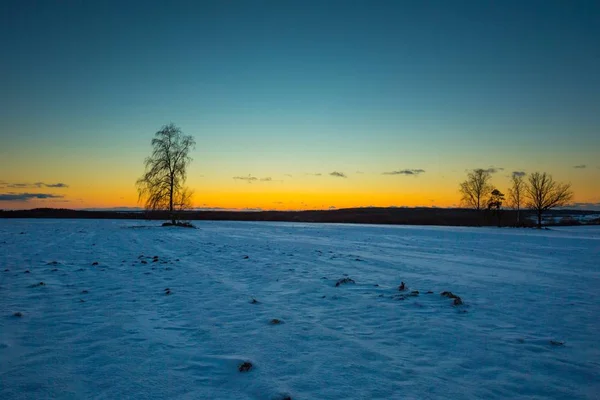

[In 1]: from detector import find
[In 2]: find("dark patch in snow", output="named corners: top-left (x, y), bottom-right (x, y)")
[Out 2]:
top-left (92, 262), bottom-right (98, 266)
top-left (398, 282), bottom-right (406, 291)
top-left (24, 270), bottom-right (30, 274)
top-left (250, 298), bottom-right (259, 304)
top-left (550, 340), bottom-right (565, 346)
top-left (335, 277), bottom-right (355, 287)
top-left (270, 319), bottom-right (283, 325)
top-left (238, 361), bottom-right (253, 372)
top-left (441, 291), bottom-right (463, 305)
top-left (29, 282), bottom-right (45, 288)
top-left (13, 312), bottom-right (23, 317)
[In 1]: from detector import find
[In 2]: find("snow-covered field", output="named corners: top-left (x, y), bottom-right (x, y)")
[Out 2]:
top-left (1, 220), bottom-right (599, 399)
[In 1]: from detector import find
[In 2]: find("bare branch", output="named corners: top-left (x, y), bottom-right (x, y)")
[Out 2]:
top-left (524, 172), bottom-right (573, 228)
top-left (459, 169), bottom-right (494, 210)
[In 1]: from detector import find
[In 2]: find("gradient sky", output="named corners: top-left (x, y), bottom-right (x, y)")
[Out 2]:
top-left (1, 0), bottom-right (599, 210)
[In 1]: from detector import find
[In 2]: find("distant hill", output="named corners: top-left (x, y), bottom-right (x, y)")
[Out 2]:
top-left (1, 207), bottom-right (599, 227)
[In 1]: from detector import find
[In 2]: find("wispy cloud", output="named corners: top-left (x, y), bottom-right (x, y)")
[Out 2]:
top-left (482, 166), bottom-right (504, 174)
top-left (2, 182), bottom-right (69, 189)
top-left (0, 193), bottom-right (65, 201)
top-left (284, 174), bottom-right (292, 178)
top-left (573, 164), bottom-right (587, 169)
top-left (233, 175), bottom-right (277, 183)
top-left (233, 175), bottom-right (258, 183)
top-left (329, 171), bottom-right (347, 178)
top-left (382, 169), bottom-right (425, 176)
top-left (306, 173), bottom-right (322, 176)
top-left (512, 171), bottom-right (526, 177)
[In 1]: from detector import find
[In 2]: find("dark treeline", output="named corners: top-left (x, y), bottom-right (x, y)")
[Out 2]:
top-left (1, 207), bottom-right (598, 227)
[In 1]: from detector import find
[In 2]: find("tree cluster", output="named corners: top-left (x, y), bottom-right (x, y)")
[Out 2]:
top-left (459, 169), bottom-right (573, 228)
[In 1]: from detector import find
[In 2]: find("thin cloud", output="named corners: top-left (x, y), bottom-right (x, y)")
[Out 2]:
top-left (306, 173), bottom-right (322, 176)
top-left (573, 164), bottom-right (587, 169)
top-left (233, 175), bottom-right (258, 183)
top-left (5, 182), bottom-right (69, 188)
top-left (382, 169), bottom-right (425, 176)
top-left (512, 171), bottom-right (526, 177)
top-left (329, 171), bottom-right (347, 178)
top-left (284, 174), bottom-right (292, 178)
top-left (0, 193), bottom-right (65, 201)
top-left (355, 171), bottom-right (364, 174)
top-left (233, 175), bottom-right (277, 183)
top-left (482, 166), bottom-right (504, 174)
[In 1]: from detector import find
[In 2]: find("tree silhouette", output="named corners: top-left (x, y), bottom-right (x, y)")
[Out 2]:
top-left (487, 189), bottom-right (505, 226)
top-left (136, 123), bottom-right (196, 225)
top-left (507, 172), bottom-right (525, 225)
top-left (459, 169), bottom-right (493, 210)
top-left (525, 172), bottom-right (573, 229)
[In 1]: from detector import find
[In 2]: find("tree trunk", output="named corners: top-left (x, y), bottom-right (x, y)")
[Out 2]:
top-left (169, 176), bottom-right (175, 225)
top-left (516, 206), bottom-right (520, 225)
top-left (537, 210), bottom-right (542, 229)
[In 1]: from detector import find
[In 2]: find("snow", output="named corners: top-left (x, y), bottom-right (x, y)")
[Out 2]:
top-left (1, 219), bottom-right (599, 399)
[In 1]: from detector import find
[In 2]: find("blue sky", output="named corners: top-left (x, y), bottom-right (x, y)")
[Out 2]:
top-left (1, 0), bottom-right (599, 209)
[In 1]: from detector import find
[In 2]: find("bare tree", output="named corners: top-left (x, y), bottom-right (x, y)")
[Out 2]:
top-left (507, 172), bottom-right (525, 224)
top-left (525, 172), bottom-right (573, 229)
top-left (459, 169), bottom-right (493, 210)
top-left (136, 123), bottom-right (196, 225)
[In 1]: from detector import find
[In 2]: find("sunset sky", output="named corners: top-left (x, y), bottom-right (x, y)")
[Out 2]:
top-left (1, 0), bottom-right (599, 211)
